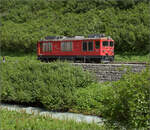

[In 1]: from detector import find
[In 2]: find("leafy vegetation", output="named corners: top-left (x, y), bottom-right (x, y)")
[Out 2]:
top-left (1, 61), bottom-right (149, 129)
top-left (101, 68), bottom-right (150, 129)
top-left (0, 1), bottom-right (149, 129)
top-left (0, 0), bottom-right (149, 53)
top-left (0, 108), bottom-right (104, 130)
top-left (73, 68), bottom-right (150, 129)
top-left (115, 53), bottom-right (150, 63)
top-left (1, 61), bottom-right (94, 111)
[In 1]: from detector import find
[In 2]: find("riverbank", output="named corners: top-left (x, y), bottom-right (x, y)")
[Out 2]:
top-left (0, 103), bottom-right (103, 124)
top-left (0, 104), bottom-right (105, 130)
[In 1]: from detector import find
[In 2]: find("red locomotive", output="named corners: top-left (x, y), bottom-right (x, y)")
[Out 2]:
top-left (37, 34), bottom-right (114, 62)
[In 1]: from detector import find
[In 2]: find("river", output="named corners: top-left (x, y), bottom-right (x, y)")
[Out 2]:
top-left (0, 103), bottom-right (104, 125)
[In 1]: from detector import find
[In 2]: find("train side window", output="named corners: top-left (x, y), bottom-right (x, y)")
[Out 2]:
top-left (61, 42), bottom-right (65, 51)
top-left (66, 42), bottom-right (72, 51)
top-left (95, 41), bottom-right (100, 49)
top-left (110, 41), bottom-right (114, 47)
top-left (88, 41), bottom-right (93, 51)
top-left (42, 43), bottom-right (44, 52)
top-left (43, 43), bottom-right (47, 52)
top-left (82, 41), bottom-right (87, 51)
top-left (43, 43), bottom-right (52, 52)
top-left (102, 41), bottom-right (108, 46)
top-left (61, 42), bottom-right (72, 51)
top-left (48, 42), bottom-right (52, 51)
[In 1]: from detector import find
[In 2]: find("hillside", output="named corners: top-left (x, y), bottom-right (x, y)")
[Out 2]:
top-left (0, 0), bottom-right (150, 53)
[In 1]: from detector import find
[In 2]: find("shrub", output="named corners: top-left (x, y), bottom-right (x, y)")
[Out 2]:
top-left (1, 61), bottom-right (94, 111)
top-left (72, 67), bottom-right (150, 129)
top-left (73, 82), bottom-right (117, 116)
top-left (100, 68), bottom-right (150, 129)
top-left (0, 0), bottom-right (149, 54)
top-left (72, 83), bottom-right (103, 115)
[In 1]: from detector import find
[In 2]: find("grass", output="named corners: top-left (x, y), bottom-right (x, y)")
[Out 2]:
top-left (1, 52), bottom-right (37, 62)
top-left (0, 108), bottom-right (106, 130)
top-left (115, 53), bottom-right (150, 62)
top-left (1, 52), bottom-right (150, 63)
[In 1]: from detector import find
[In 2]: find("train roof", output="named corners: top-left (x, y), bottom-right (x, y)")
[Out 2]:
top-left (39, 34), bottom-right (114, 42)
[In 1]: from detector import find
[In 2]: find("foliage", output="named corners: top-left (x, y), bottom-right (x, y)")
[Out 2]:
top-left (1, 58), bottom-right (150, 129)
top-left (100, 68), bottom-right (150, 129)
top-left (72, 68), bottom-right (150, 129)
top-left (72, 83), bottom-right (105, 116)
top-left (115, 53), bottom-right (150, 63)
top-left (1, 61), bottom-right (94, 111)
top-left (0, 108), bottom-right (104, 130)
top-left (0, 0), bottom-right (149, 53)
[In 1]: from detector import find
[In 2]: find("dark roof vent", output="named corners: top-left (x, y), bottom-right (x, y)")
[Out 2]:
top-left (45, 36), bottom-right (63, 40)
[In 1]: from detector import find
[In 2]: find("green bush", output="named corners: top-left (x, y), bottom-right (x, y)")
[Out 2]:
top-left (72, 83), bottom-right (103, 115)
top-left (0, 0), bottom-right (149, 54)
top-left (100, 68), bottom-right (150, 129)
top-left (1, 60), bottom-right (149, 129)
top-left (73, 68), bottom-right (150, 129)
top-left (1, 61), bottom-right (94, 111)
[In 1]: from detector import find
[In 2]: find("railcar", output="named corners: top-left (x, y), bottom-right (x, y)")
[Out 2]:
top-left (37, 34), bottom-right (114, 62)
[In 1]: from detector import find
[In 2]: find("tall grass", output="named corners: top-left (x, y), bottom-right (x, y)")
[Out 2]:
top-left (115, 53), bottom-right (150, 62)
top-left (0, 108), bottom-right (105, 130)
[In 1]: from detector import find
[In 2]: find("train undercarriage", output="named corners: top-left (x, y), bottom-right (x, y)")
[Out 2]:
top-left (37, 55), bottom-right (114, 63)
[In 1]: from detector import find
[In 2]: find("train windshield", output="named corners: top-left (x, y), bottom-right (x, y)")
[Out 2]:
top-left (102, 41), bottom-right (108, 46)
top-left (110, 41), bottom-right (114, 47)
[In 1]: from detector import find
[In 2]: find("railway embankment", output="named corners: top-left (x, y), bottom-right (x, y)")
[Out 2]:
top-left (73, 63), bottom-right (148, 82)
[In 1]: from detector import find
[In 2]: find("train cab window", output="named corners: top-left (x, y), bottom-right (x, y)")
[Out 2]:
top-left (110, 41), bottom-right (114, 47)
top-left (61, 42), bottom-right (72, 51)
top-left (102, 41), bottom-right (108, 46)
top-left (82, 41), bottom-right (87, 51)
top-left (95, 41), bottom-right (100, 49)
top-left (88, 41), bottom-right (93, 51)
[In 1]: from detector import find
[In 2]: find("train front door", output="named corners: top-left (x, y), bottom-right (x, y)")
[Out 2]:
top-left (95, 40), bottom-right (100, 54)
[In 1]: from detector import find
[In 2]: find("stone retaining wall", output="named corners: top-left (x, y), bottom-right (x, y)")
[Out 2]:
top-left (73, 63), bottom-right (147, 82)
